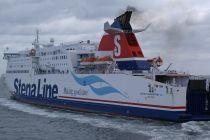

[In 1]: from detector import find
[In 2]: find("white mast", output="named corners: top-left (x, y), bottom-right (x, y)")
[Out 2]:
top-left (32, 29), bottom-right (40, 49)
top-left (36, 29), bottom-right (39, 44)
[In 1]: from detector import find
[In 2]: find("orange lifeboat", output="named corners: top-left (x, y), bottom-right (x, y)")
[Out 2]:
top-left (98, 56), bottom-right (113, 61)
top-left (81, 58), bottom-right (96, 62)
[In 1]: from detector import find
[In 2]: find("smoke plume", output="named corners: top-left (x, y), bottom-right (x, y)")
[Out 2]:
top-left (123, 3), bottom-right (210, 67)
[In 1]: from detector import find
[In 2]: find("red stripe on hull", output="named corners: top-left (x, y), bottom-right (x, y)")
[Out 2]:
top-left (58, 96), bottom-right (186, 110)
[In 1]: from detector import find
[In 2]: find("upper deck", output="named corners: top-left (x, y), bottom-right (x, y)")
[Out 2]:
top-left (3, 11), bottom-right (192, 88)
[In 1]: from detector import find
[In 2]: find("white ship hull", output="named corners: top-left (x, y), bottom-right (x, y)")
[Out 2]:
top-left (6, 72), bottom-right (197, 122)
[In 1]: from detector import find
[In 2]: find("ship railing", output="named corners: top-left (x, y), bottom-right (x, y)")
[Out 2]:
top-left (3, 53), bottom-right (20, 59)
top-left (34, 69), bottom-right (70, 75)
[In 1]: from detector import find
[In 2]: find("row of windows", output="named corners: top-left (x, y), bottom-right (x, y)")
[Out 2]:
top-left (35, 69), bottom-right (69, 74)
top-left (8, 62), bottom-right (67, 69)
top-left (9, 64), bottom-right (31, 68)
top-left (6, 70), bottom-right (29, 73)
top-left (39, 50), bottom-right (62, 56)
top-left (66, 48), bottom-right (75, 50)
top-left (40, 55), bottom-right (67, 61)
top-left (9, 58), bottom-right (30, 63)
top-left (52, 55), bottom-right (67, 60)
top-left (40, 63), bottom-right (68, 67)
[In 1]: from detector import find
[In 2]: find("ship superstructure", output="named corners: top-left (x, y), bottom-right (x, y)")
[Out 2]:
top-left (3, 11), bottom-right (210, 122)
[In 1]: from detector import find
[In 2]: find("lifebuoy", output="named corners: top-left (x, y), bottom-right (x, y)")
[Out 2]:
top-left (30, 49), bottom-right (36, 56)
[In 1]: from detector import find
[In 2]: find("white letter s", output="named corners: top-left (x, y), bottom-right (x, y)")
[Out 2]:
top-left (114, 35), bottom-right (121, 57)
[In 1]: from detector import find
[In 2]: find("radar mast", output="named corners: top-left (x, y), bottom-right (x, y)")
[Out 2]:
top-left (32, 29), bottom-right (40, 49)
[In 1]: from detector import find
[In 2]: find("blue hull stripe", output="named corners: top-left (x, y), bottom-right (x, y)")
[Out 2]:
top-left (58, 96), bottom-right (185, 110)
top-left (11, 94), bottom-right (210, 122)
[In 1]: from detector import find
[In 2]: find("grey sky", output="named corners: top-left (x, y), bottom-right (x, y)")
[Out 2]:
top-left (0, 0), bottom-right (210, 75)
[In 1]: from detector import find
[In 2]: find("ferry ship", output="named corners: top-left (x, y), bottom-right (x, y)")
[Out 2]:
top-left (3, 11), bottom-right (210, 122)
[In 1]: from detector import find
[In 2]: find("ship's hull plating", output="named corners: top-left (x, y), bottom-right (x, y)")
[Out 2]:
top-left (6, 73), bottom-right (210, 122)
top-left (9, 91), bottom-right (210, 122)
top-left (11, 93), bottom-right (186, 122)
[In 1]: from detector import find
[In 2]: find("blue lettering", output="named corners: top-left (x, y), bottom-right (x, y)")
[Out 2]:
top-left (18, 79), bottom-right (21, 95)
top-left (31, 84), bottom-right (36, 97)
top-left (25, 84), bottom-right (31, 96)
top-left (21, 83), bottom-right (26, 95)
top-left (37, 79), bottom-right (41, 97)
top-left (45, 84), bottom-right (52, 98)
top-left (52, 85), bottom-right (58, 99)
top-left (13, 78), bottom-right (58, 99)
top-left (14, 78), bottom-right (19, 94)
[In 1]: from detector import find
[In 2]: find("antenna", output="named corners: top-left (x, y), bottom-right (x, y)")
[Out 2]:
top-left (32, 29), bottom-right (40, 49)
top-left (165, 63), bottom-right (172, 71)
top-left (36, 29), bottom-right (39, 43)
